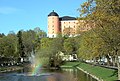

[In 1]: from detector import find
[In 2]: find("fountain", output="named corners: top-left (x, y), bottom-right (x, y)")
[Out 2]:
top-left (0, 51), bottom-right (98, 81)
top-left (28, 50), bottom-right (51, 76)
top-left (28, 50), bottom-right (41, 76)
top-left (31, 64), bottom-right (42, 76)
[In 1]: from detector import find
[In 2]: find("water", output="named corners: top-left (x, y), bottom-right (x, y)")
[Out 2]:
top-left (0, 68), bottom-right (97, 81)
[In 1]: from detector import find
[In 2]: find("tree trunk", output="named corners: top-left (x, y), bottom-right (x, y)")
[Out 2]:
top-left (112, 56), bottom-right (116, 66)
top-left (93, 58), bottom-right (96, 65)
top-left (118, 64), bottom-right (120, 80)
top-left (106, 54), bottom-right (111, 66)
top-left (114, 48), bottom-right (120, 80)
top-left (116, 56), bottom-right (120, 80)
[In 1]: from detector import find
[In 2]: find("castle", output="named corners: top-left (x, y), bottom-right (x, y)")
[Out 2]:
top-left (48, 10), bottom-right (93, 38)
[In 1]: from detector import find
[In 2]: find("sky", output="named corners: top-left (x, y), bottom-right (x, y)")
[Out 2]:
top-left (0, 0), bottom-right (86, 35)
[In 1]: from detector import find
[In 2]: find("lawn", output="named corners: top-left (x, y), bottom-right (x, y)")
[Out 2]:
top-left (78, 62), bottom-right (117, 81)
top-left (61, 61), bottom-right (117, 81)
top-left (0, 66), bottom-right (23, 72)
top-left (60, 61), bottom-right (80, 68)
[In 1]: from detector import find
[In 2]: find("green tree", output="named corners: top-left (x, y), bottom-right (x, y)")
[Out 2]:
top-left (77, 30), bottom-right (104, 61)
top-left (79, 0), bottom-right (120, 79)
top-left (35, 38), bottom-right (53, 66)
top-left (64, 38), bottom-right (76, 55)
top-left (0, 33), bottom-right (5, 38)
top-left (22, 30), bottom-right (36, 56)
top-left (0, 32), bottom-right (18, 63)
top-left (17, 31), bottom-right (25, 61)
top-left (36, 37), bottom-right (64, 67)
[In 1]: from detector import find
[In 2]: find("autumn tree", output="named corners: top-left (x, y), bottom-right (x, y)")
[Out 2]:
top-left (77, 30), bottom-right (105, 62)
top-left (79, 0), bottom-right (120, 79)
top-left (64, 37), bottom-right (76, 55)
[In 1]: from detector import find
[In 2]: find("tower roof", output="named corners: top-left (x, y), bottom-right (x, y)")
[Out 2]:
top-left (59, 16), bottom-right (76, 21)
top-left (48, 10), bottom-right (59, 16)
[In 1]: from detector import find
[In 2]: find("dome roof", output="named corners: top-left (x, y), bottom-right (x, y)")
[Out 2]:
top-left (48, 10), bottom-right (59, 16)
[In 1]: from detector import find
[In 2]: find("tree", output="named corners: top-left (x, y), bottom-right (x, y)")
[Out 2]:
top-left (49, 37), bottom-right (64, 67)
top-left (6, 32), bottom-right (18, 58)
top-left (63, 28), bottom-right (74, 37)
top-left (0, 33), bottom-right (5, 38)
top-left (77, 30), bottom-right (104, 61)
top-left (0, 38), bottom-right (4, 57)
top-left (22, 30), bottom-right (36, 56)
top-left (0, 33), bottom-right (18, 64)
top-left (35, 37), bottom-right (52, 66)
top-left (64, 38), bottom-right (76, 55)
top-left (17, 31), bottom-right (25, 61)
top-left (33, 27), bottom-right (47, 50)
top-left (35, 36), bottom-right (65, 67)
top-left (34, 27), bottom-right (47, 38)
top-left (79, 0), bottom-right (120, 79)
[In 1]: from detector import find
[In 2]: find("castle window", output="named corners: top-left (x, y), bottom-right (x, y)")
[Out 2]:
top-left (52, 35), bottom-right (54, 37)
top-left (52, 25), bottom-right (54, 27)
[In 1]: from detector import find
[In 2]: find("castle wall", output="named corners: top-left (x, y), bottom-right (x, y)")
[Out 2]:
top-left (47, 11), bottom-right (95, 38)
top-left (77, 20), bottom-right (95, 33)
top-left (60, 20), bottom-right (78, 36)
top-left (48, 16), bottom-right (60, 38)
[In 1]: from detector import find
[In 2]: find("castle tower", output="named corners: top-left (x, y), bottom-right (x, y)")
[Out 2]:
top-left (48, 10), bottom-right (60, 38)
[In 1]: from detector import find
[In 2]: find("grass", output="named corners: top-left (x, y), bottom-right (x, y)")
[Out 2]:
top-left (61, 61), bottom-right (118, 81)
top-left (0, 66), bottom-right (23, 72)
top-left (78, 62), bottom-right (117, 81)
top-left (60, 61), bottom-right (80, 68)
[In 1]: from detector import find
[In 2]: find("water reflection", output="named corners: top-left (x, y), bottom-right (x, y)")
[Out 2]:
top-left (62, 68), bottom-right (97, 81)
top-left (0, 68), bottom-right (97, 81)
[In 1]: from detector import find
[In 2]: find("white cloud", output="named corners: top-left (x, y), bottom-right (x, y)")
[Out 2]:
top-left (0, 7), bottom-right (19, 14)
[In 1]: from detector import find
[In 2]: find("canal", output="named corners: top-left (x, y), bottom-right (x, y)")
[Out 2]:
top-left (0, 67), bottom-right (97, 81)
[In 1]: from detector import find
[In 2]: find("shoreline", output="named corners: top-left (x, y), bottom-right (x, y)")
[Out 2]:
top-left (0, 63), bottom-right (30, 73)
top-left (76, 66), bottom-right (103, 81)
top-left (60, 62), bottom-right (101, 81)
top-left (61, 62), bottom-right (117, 81)
top-left (0, 66), bottom-right (23, 73)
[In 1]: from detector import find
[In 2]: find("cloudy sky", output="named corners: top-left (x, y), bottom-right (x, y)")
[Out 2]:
top-left (0, 0), bottom-right (86, 35)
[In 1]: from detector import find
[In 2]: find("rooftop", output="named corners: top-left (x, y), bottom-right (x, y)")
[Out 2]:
top-left (48, 10), bottom-right (59, 16)
top-left (59, 16), bottom-right (76, 21)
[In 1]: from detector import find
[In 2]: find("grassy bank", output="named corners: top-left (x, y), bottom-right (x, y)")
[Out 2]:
top-left (0, 63), bottom-right (30, 72)
top-left (61, 62), bottom-right (117, 81)
top-left (60, 61), bottom-right (80, 68)
top-left (0, 66), bottom-right (23, 72)
top-left (78, 62), bottom-right (117, 81)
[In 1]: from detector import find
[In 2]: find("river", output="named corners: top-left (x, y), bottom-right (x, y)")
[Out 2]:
top-left (0, 67), bottom-right (97, 81)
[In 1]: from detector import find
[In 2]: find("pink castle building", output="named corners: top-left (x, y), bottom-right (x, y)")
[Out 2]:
top-left (48, 10), bottom-right (93, 38)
